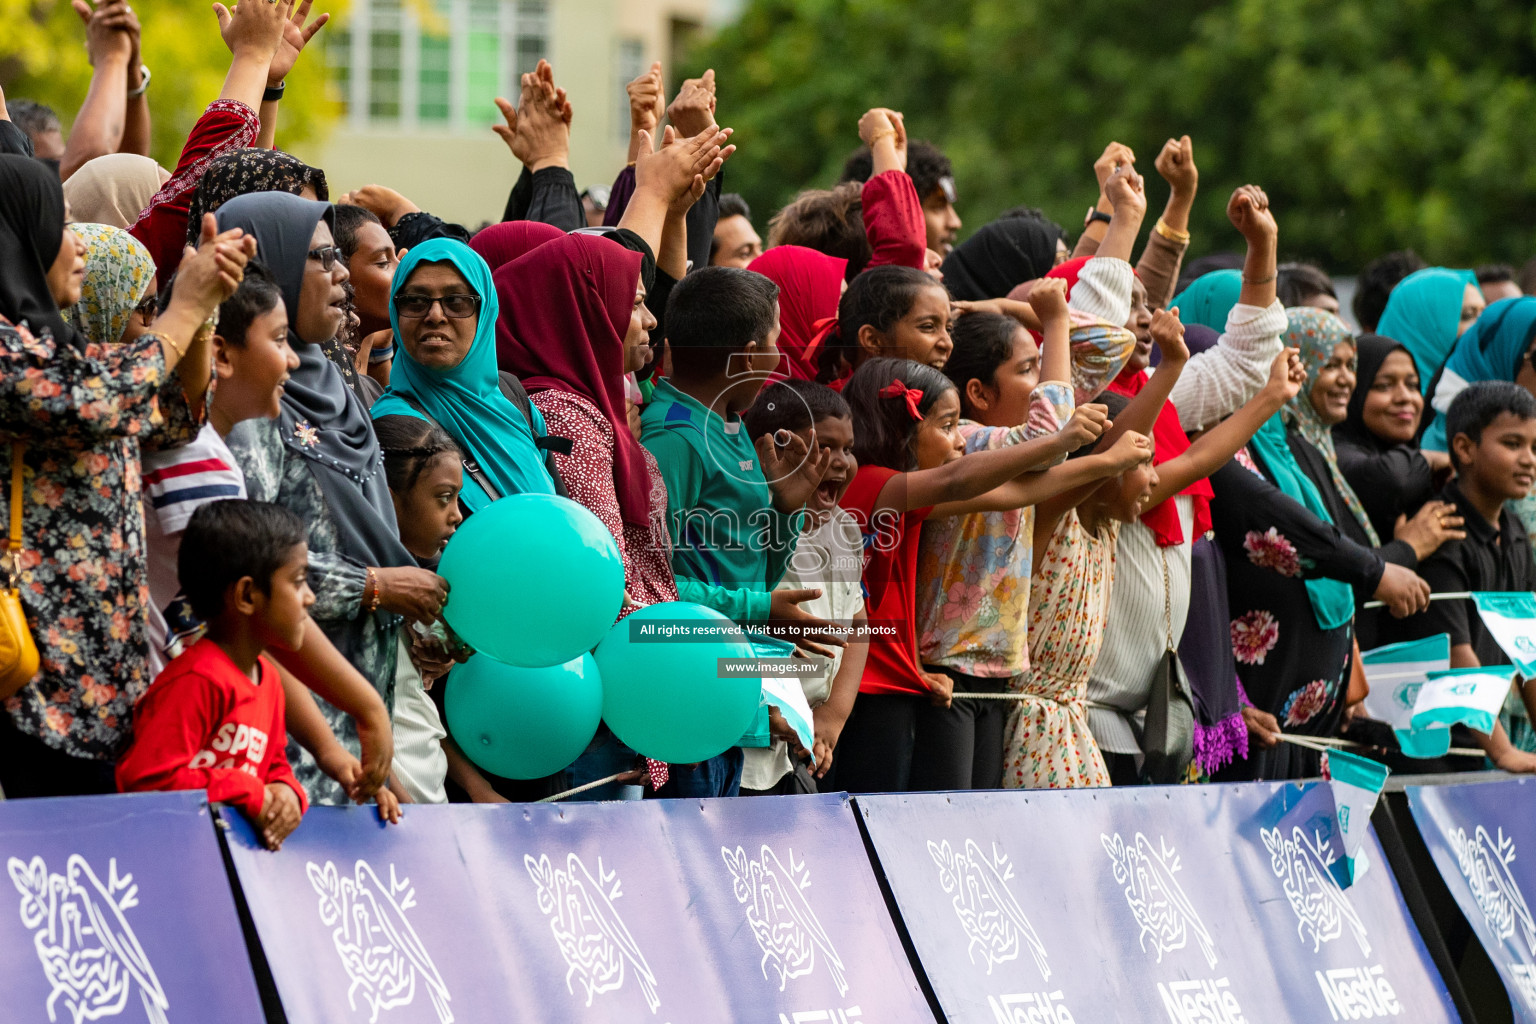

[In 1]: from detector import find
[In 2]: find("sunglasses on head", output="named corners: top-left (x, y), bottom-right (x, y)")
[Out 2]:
top-left (393, 293), bottom-right (481, 318)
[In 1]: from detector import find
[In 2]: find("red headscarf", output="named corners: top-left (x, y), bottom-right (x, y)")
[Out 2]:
top-left (494, 234), bottom-right (651, 528)
top-left (1048, 257), bottom-right (1210, 546)
top-left (747, 245), bottom-right (847, 380)
top-left (470, 220), bottom-right (565, 271)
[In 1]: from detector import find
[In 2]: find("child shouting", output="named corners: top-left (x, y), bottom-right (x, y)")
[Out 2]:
top-left (118, 500), bottom-right (314, 851)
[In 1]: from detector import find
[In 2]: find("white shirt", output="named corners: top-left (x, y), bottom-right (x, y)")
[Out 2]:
top-left (741, 508), bottom-right (865, 792)
top-left (390, 633), bottom-right (449, 804)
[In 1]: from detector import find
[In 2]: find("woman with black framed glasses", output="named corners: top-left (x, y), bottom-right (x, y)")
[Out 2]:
top-left (370, 237), bottom-right (558, 514)
top-left (215, 190), bottom-right (443, 808)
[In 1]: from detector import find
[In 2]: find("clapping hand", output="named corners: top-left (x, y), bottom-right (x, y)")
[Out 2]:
top-left (634, 123), bottom-right (734, 206)
top-left (72, 0), bottom-right (134, 67)
top-left (493, 59), bottom-right (570, 171)
top-left (627, 61), bottom-right (665, 139)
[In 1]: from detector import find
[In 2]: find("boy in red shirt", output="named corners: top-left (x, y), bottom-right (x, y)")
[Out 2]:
top-left (118, 500), bottom-right (313, 850)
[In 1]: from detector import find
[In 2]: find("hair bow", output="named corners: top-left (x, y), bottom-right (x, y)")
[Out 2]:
top-left (878, 379), bottom-right (926, 420)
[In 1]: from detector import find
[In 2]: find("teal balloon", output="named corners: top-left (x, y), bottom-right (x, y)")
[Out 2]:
top-left (594, 602), bottom-right (762, 764)
top-left (445, 652), bottom-right (603, 779)
top-left (438, 494), bottom-right (624, 667)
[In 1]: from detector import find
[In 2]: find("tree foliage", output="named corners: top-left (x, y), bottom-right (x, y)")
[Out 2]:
top-left (0, 0), bottom-right (340, 170)
top-left (692, 0), bottom-right (1536, 270)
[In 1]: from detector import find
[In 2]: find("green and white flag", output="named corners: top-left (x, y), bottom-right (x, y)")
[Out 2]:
top-left (1360, 634), bottom-right (1452, 758)
top-left (1412, 665), bottom-right (1520, 736)
top-left (1471, 591), bottom-right (1536, 678)
top-left (1324, 747), bottom-right (1390, 887)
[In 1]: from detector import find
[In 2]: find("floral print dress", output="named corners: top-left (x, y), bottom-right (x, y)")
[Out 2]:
top-left (1208, 442), bottom-right (1387, 781)
top-left (1002, 509), bottom-right (1117, 789)
top-left (0, 318), bottom-right (201, 761)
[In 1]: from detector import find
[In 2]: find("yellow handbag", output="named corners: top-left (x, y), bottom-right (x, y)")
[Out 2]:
top-left (0, 444), bottom-right (38, 699)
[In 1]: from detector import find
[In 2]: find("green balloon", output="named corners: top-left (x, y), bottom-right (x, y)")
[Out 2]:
top-left (445, 652), bottom-right (603, 779)
top-left (594, 602), bottom-right (761, 764)
top-left (438, 494), bottom-right (624, 667)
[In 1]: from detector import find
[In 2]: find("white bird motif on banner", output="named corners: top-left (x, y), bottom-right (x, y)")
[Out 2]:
top-left (1102, 832), bottom-right (1218, 969)
top-left (722, 844), bottom-right (848, 996)
top-left (1261, 826), bottom-right (1371, 956)
top-left (525, 852), bottom-right (661, 1013)
top-left (928, 838), bottom-right (1049, 980)
top-left (8, 853), bottom-right (170, 1024)
top-left (306, 859), bottom-right (453, 1023)
top-left (1450, 824), bottom-right (1536, 956)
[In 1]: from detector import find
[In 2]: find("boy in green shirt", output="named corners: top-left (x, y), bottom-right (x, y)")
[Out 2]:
top-left (640, 267), bottom-right (834, 795)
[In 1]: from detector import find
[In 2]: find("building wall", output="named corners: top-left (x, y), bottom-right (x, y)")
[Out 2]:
top-left (291, 0), bottom-right (711, 228)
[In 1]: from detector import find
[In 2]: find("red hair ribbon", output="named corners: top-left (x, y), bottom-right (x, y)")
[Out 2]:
top-left (879, 379), bottom-right (926, 420)
top-left (801, 315), bottom-right (839, 368)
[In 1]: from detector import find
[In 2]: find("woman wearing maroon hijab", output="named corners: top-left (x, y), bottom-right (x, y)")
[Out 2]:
top-left (747, 244), bottom-right (848, 380)
top-left (470, 220), bottom-right (566, 272)
top-left (494, 233), bottom-right (680, 606)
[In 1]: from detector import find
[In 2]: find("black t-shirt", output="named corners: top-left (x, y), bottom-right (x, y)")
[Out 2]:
top-left (1389, 481), bottom-right (1536, 667)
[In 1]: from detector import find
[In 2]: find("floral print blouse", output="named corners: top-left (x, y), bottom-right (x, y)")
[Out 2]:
top-left (917, 382), bottom-right (1073, 677)
top-left (0, 317), bottom-right (201, 760)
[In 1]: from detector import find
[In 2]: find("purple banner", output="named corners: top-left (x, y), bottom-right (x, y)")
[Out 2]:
top-left (857, 783), bottom-right (1458, 1024)
top-left (1408, 777), bottom-right (1536, 1023)
top-left (222, 793), bottom-right (929, 1024)
top-left (0, 791), bottom-right (262, 1024)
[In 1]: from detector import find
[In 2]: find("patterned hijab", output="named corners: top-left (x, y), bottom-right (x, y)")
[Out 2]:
top-left (1278, 307), bottom-right (1380, 546)
top-left (63, 224), bottom-right (156, 345)
top-left (186, 148), bottom-right (329, 248)
top-left (62, 154), bottom-right (169, 229)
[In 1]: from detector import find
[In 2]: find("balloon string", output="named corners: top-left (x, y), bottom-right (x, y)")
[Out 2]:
top-left (537, 769), bottom-right (645, 803)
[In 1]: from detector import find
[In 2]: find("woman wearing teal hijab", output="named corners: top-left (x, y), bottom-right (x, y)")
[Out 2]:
top-left (1209, 308), bottom-right (1429, 781)
top-left (1169, 269), bottom-right (1243, 332)
top-left (372, 237), bottom-right (556, 512)
top-left (1375, 267), bottom-right (1482, 394)
top-left (1421, 296), bottom-right (1536, 452)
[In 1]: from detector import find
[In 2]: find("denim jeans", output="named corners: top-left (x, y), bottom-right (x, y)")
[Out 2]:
top-left (653, 746), bottom-right (744, 799)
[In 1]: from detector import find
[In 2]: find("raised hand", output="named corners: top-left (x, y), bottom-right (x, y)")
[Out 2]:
top-left (511, 59), bottom-right (570, 171)
top-left (1260, 346), bottom-right (1307, 405)
top-left (627, 61), bottom-right (665, 138)
top-left (666, 68), bottom-right (717, 140)
top-left (72, 0), bottom-right (133, 67)
top-left (176, 213), bottom-right (257, 310)
top-left (266, 0), bottom-right (330, 87)
top-left (1149, 306), bottom-right (1188, 365)
top-left (214, 0), bottom-right (287, 61)
top-left (1227, 184), bottom-right (1277, 243)
top-left (1106, 429), bottom-right (1155, 472)
top-left (1058, 403), bottom-right (1110, 452)
top-left (1103, 163), bottom-right (1147, 219)
top-left (1026, 275), bottom-right (1069, 325)
top-left (858, 107), bottom-right (908, 171)
top-left (338, 185), bottom-right (419, 227)
top-left (634, 123), bottom-right (734, 205)
top-left (1154, 135), bottom-right (1198, 198)
top-left (756, 427), bottom-right (832, 513)
top-left (1093, 141), bottom-right (1136, 190)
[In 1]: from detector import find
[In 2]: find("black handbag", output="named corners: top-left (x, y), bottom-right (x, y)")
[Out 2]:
top-left (1139, 548), bottom-right (1196, 784)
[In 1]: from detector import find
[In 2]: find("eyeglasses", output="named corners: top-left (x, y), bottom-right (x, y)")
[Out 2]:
top-left (307, 246), bottom-right (340, 271)
top-left (393, 293), bottom-right (482, 319)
